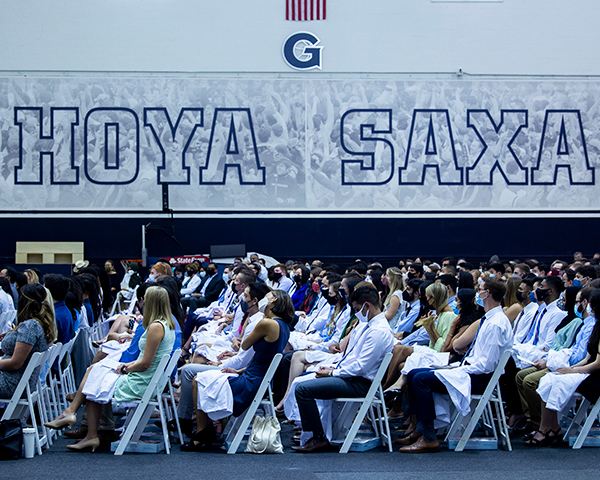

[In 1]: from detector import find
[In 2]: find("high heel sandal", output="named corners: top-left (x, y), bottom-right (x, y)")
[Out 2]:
top-left (180, 424), bottom-right (216, 452)
top-left (525, 430), bottom-right (554, 447)
top-left (45, 413), bottom-right (77, 430)
top-left (66, 437), bottom-right (100, 452)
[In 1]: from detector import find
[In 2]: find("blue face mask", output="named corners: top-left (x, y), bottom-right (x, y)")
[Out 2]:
top-left (574, 304), bottom-right (583, 319)
top-left (451, 303), bottom-right (460, 315)
top-left (339, 288), bottom-right (347, 301)
top-left (476, 292), bottom-right (486, 307)
top-left (573, 279), bottom-right (582, 287)
top-left (529, 291), bottom-right (536, 302)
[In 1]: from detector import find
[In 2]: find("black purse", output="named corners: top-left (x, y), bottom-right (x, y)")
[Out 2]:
top-left (0, 419), bottom-right (23, 460)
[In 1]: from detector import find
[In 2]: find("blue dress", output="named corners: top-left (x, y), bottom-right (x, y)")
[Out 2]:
top-left (228, 318), bottom-right (290, 416)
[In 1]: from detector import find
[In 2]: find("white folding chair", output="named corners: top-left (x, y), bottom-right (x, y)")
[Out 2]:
top-left (0, 310), bottom-right (17, 334)
top-left (224, 353), bottom-right (282, 454)
top-left (0, 351), bottom-right (48, 455)
top-left (161, 372), bottom-right (184, 445)
top-left (446, 349), bottom-right (512, 452)
top-left (563, 394), bottom-right (600, 449)
top-left (331, 352), bottom-right (393, 453)
top-left (55, 331), bottom-right (79, 411)
top-left (38, 344), bottom-right (63, 444)
top-left (113, 349), bottom-right (182, 455)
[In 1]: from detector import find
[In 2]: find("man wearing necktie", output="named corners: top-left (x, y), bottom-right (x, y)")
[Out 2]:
top-left (400, 278), bottom-right (513, 453)
top-left (291, 286), bottom-right (394, 453)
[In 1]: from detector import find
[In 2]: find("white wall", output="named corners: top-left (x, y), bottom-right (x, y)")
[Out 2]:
top-left (0, 0), bottom-right (598, 75)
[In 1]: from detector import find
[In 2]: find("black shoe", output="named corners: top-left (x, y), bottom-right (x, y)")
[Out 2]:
top-left (291, 435), bottom-right (331, 453)
top-left (180, 424), bottom-right (216, 452)
top-left (513, 421), bottom-right (533, 435)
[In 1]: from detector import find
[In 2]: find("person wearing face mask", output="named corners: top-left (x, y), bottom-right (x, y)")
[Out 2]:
top-left (574, 265), bottom-right (598, 289)
top-left (406, 263), bottom-right (424, 281)
top-left (513, 286), bottom-right (596, 437)
top-left (291, 266), bottom-right (311, 310)
top-left (524, 289), bottom-right (600, 447)
top-left (294, 273), bottom-right (341, 333)
top-left (399, 278), bottom-right (512, 453)
top-left (180, 263), bottom-right (225, 313)
top-left (181, 289), bottom-right (292, 452)
top-left (392, 279), bottom-right (423, 338)
top-left (180, 263), bottom-right (201, 297)
top-left (268, 264), bottom-right (294, 294)
top-left (291, 286), bottom-right (394, 453)
top-left (397, 281), bottom-right (435, 348)
top-left (513, 276), bottom-right (568, 362)
top-left (275, 280), bottom-right (353, 413)
top-left (176, 282), bottom-right (271, 437)
top-left (512, 279), bottom-right (538, 343)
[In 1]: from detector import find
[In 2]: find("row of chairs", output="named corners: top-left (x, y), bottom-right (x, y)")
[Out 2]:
top-left (0, 333), bottom-right (78, 455)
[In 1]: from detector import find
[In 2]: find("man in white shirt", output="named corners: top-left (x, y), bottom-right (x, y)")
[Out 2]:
top-left (291, 286), bottom-right (394, 453)
top-left (400, 278), bottom-right (513, 453)
top-left (512, 278), bottom-right (538, 343)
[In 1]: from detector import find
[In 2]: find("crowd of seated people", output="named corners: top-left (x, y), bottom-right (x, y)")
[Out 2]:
top-left (2, 251), bottom-right (600, 454)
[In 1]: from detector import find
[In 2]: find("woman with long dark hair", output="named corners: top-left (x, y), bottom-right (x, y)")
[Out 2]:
top-left (181, 289), bottom-right (293, 451)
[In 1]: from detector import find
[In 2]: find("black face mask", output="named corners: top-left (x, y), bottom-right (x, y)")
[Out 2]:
top-left (516, 290), bottom-right (525, 304)
top-left (326, 294), bottom-right (338, 306)
top-left (207, 268), bottom-right (216, 276)
top-left (407, 272), bottom-right (416, 280)
top-left (293, 274), bottom-right (301, 283)
top-left (535, 288), bottom-right (548, 302)
top-left (402, 290), bottom-right (414, 302)
top-left (273, 271), bottom-right (283, 281)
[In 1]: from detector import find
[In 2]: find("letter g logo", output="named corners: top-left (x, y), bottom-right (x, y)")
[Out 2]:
top-left (282, 32), bottom-right (323, 71)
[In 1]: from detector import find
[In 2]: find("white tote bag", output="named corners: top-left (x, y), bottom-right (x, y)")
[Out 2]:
top-left (245, 415), bottom-right (284, 454)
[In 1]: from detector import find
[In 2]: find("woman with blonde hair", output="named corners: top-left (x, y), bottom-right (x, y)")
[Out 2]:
top-left (45, 286), bottom-right (176, 452)
top-left (24, 269), bottom-right (39, 285)
top-left (383, 283), bottom-right (456, 411)
top-left (0, 283), bottom-right (55, 398)
top-left (383, 267), bottom-right (406, 329)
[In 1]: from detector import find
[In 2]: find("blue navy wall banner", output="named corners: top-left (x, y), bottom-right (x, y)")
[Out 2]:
top-left (0, 75), bottom-right (598, 214)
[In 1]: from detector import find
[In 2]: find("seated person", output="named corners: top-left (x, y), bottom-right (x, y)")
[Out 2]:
top-left (176, 282), bottom-right (271, 435)
top-left (45, 286), bottom-right (177, 452)
top-left (528, 288), bottom-right (600, 446)
top-left (399, 277), bottom-right (513, 453)
top-left (291, 285), bottom-right (394, 453)
top-left (180, 289), bottom-right (293, 451)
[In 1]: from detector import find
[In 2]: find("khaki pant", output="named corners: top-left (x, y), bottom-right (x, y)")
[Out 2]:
top-left (515, 366), bottom-right (549, 429)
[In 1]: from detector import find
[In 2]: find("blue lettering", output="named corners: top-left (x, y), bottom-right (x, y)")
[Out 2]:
top-left (340, 109), bottom-right (394, 185)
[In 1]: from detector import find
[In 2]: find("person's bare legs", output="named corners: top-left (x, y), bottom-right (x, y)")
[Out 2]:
top-left (383, 345), bottom-right (413, 390)
top-left (275, 350), bottom-right (312, 411)
top-left (77, 400), bottom-right (102, 443)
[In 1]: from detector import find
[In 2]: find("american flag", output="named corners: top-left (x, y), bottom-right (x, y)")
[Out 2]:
top-left (286, 0), bottom-right (326, 21)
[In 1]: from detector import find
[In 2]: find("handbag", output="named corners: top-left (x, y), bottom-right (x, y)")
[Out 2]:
top-left (245, 415), bottom-right (284, 454)
top-left (0, 419), bottom-right (23, 460)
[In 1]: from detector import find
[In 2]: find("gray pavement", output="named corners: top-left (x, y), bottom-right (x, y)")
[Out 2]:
top-left (1, 423), bottom-right (598, 480)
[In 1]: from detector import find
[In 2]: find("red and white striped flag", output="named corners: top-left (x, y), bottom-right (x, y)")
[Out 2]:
top-left (286, 0), bottom-right (326, 21)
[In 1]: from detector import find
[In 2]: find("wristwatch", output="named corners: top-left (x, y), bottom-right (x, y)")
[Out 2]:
top-left (122, 365), bottom-right (128, 374)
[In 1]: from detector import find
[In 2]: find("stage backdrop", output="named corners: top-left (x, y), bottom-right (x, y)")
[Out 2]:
top-left (1, 75), bottom-right (599, 214)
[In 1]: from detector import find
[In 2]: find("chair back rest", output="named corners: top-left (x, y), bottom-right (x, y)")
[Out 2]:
top-left (154, 349), bottom-right (182, 398)
top-left (360, 352), bottom-right (393, 400)
top-left (133, 353), bottom-right (172, 407)
top-left (39, 344), bottom-right (62, 385)
top-left (125, 286), bottom-right (139, 315)
top-left (0, 311), bottom-right (16, 335)
top-left (247, 353), bottom-right (282, 409)
top-left (0, 351), bottom-right (44, 414)
top-left (478, 349), bottom-right (512, 400)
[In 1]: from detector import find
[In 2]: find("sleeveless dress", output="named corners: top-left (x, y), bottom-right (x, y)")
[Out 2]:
top-left (113, 319), bottom-right (175, 402)
top-left (228, 318), bottom-right (290, 416)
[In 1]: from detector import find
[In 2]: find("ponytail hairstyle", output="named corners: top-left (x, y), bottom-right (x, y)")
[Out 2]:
top-left (17, 283), bottom-right (57, 344)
